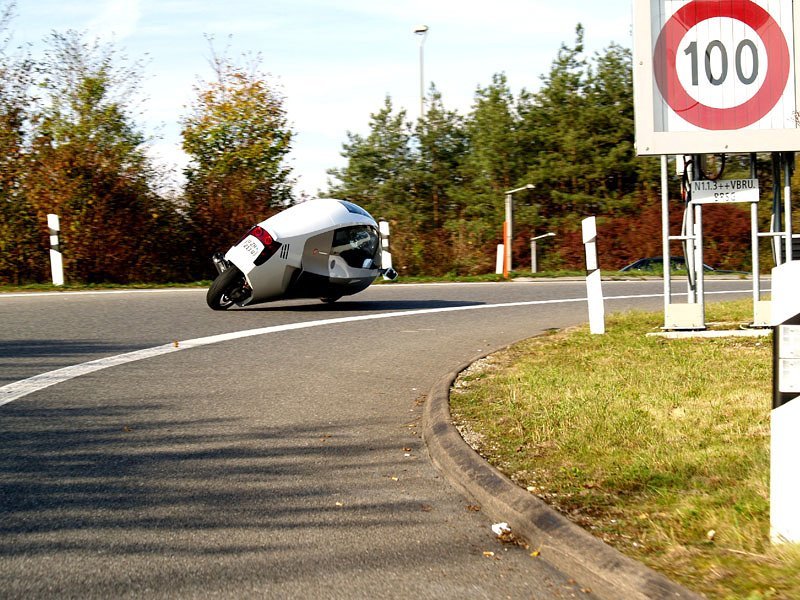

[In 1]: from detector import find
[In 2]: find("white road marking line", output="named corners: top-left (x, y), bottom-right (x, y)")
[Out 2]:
top-left (0, 288), bottom-right (752, 407)
top-left (0, 288), bottom-right (207, 299)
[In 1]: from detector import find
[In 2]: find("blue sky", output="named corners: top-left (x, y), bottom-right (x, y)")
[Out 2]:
top-left (7, 0), bottom-right (633, 197)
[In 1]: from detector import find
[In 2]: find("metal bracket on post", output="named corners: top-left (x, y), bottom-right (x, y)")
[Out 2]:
top-left (663, 156), bottom-right (705, 330)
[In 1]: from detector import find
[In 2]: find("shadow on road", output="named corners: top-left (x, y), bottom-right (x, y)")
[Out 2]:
top-left (240, 299), bottom-right (484, 313)
top-left (0, 399), bottom-right (492, 597)
top-left (0, 340), bottom-right (141, 360)
top-left (0, 340), bottom-right (152, 384)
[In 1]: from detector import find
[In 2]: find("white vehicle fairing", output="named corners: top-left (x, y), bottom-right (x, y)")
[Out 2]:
top-left (223, 199), bottom-right (382, 304)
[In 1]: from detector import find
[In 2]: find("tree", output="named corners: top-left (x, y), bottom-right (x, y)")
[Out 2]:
top-left (327, 97), bottom-right (436, 272)
top-left (519, 24), bottom-right (593, 224)
top-left (583, 43), bottom-right (641, 198)
top-left (520, 28), bottom-right (662, 224)
top-left (0, 1), bottom-right (44, 284)
top-left (463, 73), bottom-right (522, 200)
top-left (25, 30), bottom-right (183, 283)
top-left (413, 86), bottom-right (469, 229)
top-left (181, 48), bottom-right (294, 275)
top-left (410, 88), bottom-right (474, 271)
top-left (327, 97), bottom-right (412, 214)
top-left (443, 74), bottom-right (527, 273)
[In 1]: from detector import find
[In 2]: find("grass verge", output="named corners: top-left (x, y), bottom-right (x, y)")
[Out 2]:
top-left (450, 299), bottom-right (799, 600)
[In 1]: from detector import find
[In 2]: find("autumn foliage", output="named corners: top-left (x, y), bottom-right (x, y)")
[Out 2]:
top-left (554, 201), bottom-right (754, 272)
top-left (181, 50), bottom-right (294, 277)
top-left (1, 28), bottom-right (191, 284)
top-left (0, 15), bottom-right (776, 285)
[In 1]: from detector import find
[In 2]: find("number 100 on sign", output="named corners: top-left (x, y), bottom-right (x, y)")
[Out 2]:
top-left (683, 38), bottom-right (759, 87)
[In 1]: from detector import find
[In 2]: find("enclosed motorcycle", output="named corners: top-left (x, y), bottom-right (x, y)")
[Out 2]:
top-left (207, 199), bottom-right (396, 310)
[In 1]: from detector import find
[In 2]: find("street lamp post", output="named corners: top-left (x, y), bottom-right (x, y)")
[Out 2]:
top-left (503, 184), bottom-right (535, 276)
top-left (414, 25), bottom-right (428, 118)
top-left (530, 232), bottom-right (555, 274)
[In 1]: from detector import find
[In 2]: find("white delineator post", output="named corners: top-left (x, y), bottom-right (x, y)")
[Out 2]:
top-left (495, 244), bottom-right (504, 275)
top-left (47, 213), bottom-right (64, 286)
top-left (582, 216), bottom-right (605, 335)
top-left (771, 260), bottom-right (800, 544)
top-left (378, 221), bottom-right (392, 272)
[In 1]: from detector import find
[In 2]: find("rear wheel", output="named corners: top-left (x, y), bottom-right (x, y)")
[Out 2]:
top-left (207, 267), bottom-right (247, 310)
top-left (320, 296), bottom-right (342, 304)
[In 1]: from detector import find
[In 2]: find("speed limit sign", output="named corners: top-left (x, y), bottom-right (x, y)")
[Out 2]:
top-left (634, 0), bottom-right (800, 155)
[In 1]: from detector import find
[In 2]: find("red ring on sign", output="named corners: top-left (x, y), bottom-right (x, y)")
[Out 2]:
top-left (653, 0), bottom-right (790, 130)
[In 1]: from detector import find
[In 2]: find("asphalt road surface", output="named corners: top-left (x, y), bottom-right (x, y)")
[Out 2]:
top-left (0, 279), bottom-right (754, 599)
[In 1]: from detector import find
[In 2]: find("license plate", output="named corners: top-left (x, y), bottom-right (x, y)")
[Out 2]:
top-left (240, 236), bottom-right (264, 259)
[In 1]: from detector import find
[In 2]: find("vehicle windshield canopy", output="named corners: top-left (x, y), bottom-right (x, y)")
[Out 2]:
top-left (331, 225), bottom-right (380, 268)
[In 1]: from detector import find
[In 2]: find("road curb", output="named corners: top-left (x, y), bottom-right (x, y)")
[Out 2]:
top-left (422, 359), bottom-right (703, 600)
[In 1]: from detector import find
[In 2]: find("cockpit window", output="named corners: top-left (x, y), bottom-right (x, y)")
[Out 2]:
top-left (338, 200), bottom-right (374, 220)
top-left (331, 225), bottom-right (379, 268)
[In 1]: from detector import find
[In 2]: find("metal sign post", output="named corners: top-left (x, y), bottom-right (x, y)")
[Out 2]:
top-left (663, 157), bottom-right (706, 330)
top-left (502, 184), bottom-right (534, 276)
top-left (635, 0), bottom-right (800, 330)
top-left (530, 232), bottom-right (555, 274)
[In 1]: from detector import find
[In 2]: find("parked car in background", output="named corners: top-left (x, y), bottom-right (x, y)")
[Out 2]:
top-left (619, 256), bottom-right (744, 274)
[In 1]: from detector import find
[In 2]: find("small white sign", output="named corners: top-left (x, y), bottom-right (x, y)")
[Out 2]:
top-left (690, 179), bottom-right (759, 204)
top-left (779, 359), bottom-right (800, 393)
top-left (780, 325), bottom-right (800, 359)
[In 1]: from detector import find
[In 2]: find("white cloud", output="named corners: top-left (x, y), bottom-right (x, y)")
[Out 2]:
top-left (88, 0), bottom-right (142, 41)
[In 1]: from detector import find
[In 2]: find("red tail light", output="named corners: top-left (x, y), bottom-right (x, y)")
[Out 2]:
top-left (250, 225), bottom-right (274, 246)
top-left (240, 225), bottom-right (282, 266)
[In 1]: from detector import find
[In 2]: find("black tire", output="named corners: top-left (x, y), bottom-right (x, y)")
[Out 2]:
top-left (207, 267), bottom-right (245, 310)
top-left (321, 296), bottom-right (342, 304)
